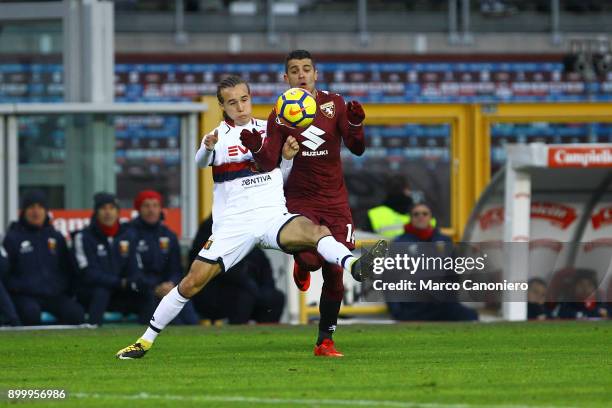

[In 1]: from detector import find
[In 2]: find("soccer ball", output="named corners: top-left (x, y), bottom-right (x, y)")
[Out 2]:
top-left (275, 88), bottom-right (317, 128)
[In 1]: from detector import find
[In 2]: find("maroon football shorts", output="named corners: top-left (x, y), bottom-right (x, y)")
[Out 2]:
top-left (288, 203), bottom-right (356, 251)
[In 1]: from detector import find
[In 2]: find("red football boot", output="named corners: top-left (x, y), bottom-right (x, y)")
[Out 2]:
top-left (293, 263), bottom-right (311, 291)
top-left (314, 339), bottom-right (344, 357)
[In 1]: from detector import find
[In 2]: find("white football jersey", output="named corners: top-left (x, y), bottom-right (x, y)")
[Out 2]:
top-left (203, 119), bottom-right (287, 224)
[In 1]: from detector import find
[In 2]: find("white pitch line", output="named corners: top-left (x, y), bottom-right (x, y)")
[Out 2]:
top-left (71, 392), bottom-right (575, 408)
top-left (0, 324), bottom-right (97, 331)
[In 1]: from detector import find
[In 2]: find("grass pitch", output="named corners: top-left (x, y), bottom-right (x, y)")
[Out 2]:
top-left (0, 321), bottom-right (610, 407)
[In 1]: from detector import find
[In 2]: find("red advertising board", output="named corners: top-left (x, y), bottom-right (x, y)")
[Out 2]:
top-left (49, 208), bottom-right (182, 240)
top-left (547, 146), bottom-right (612, 168)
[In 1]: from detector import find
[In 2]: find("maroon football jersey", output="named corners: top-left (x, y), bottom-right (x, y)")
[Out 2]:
top-left (253, 90), bottom-right (365, 209)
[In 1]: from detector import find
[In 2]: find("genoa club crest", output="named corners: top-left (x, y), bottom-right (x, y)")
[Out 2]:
top-left (159, 236), bottom-right (170, 252)
top-left (47, 237), bottom-right (57, 253)
top-left (319, 101), bottom-right (335, 119)
top-left (119, 240), bottom-right (130, 257)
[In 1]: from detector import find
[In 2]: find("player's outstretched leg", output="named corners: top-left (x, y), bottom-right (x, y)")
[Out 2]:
top-left (116, 260), bottom-right (221, 359)
top-left (349, 239), bottom-right (389, 282)
top-left (278, 217), bottom-right (388, 282)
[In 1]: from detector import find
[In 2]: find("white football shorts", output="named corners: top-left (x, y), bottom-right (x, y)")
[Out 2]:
top-left (196, 210), bottom-right (300, 272)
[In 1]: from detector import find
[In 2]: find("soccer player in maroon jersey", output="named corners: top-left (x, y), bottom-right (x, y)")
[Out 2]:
top-left (240, 50), bottom-right (369, 357)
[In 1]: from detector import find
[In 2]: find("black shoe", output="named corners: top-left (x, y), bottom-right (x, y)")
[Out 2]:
top-left (116, 339), bottom-right (151, 360)
top-left (350, 239), bottom-right (388, 282)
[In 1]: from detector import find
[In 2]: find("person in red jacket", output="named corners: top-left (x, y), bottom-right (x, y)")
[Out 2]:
top-left (240, 50), bottom-right (367, 357)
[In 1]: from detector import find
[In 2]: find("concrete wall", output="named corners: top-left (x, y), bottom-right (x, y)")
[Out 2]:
top-left (116, 31), bottom-right (610, 55)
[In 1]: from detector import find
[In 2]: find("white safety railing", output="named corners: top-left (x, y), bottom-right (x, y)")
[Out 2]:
top-left (0, 103), bottom-right (207, 241)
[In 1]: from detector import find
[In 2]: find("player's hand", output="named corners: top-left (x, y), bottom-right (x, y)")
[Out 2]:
top-left (347, 100), bottom-right (365, 126)
top-left (204, 129), bottom-right (218, 151)
top-left (128, 276), bottom-right (151, 293)
top-left (239, 128), bottom-right (263, 153)
top-left (282, 136), bottom-right (299, 160)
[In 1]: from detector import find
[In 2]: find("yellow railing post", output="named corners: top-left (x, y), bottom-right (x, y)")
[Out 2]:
top-left (454, 105), bottom-right (474, 240)
top-left (472, 104), bottom-right (491, 203)
top-left (299, 292), bottom-right (308, 325)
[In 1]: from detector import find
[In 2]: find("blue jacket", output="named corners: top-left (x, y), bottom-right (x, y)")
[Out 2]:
top-left (557, 300), bottom-right (608, 319)
top-left (0, 242), bottom-right (20, 324)
top-left (0, 243), bottom-right (7, 277)
top-left (73, 219), bottom-right (142, 290)
top-left (129, 216), bottom-right (182, 287)
top-left (2, 217), bottom-right (74, 297)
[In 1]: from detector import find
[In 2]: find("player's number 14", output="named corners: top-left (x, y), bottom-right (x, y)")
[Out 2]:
top-left (346, 224), bottom-right (356, 245)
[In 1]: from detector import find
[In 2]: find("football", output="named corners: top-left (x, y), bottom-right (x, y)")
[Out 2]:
top-left (275, 87), bottom-right (317, 127)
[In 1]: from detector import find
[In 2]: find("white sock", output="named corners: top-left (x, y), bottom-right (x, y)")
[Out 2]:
top-left (316, 235), bottom-right (356, 273)
top-left (141, 286), bottom-right (190, 343)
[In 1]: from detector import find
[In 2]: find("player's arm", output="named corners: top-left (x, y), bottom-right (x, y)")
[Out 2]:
top-left (240, 111), bottom-right (285, 172)
top-left (57, 233), bottom-right (78, 290)
top-left (338, 96), bottom-right (366, 156)
top-left (2, 234), bottom-right (18, 277)
top-left (0, 242), bottom-right (20, 325)
top-left (154, 234), bottom-right (180, 297)
top-left (0, 277), bottom-right (20, 325)
top-left (195, 129), bottom-right (218, 167)
top-left (73, 232), bottom-right (122, 289)
top-left (280, 136), bottom-right (299, 183)
top-left (165, 233), bottom-right (183, 285)
top-left (0, 244), bottom-right (8, 277)
top-left (125, 235), bottom-right (150, 292)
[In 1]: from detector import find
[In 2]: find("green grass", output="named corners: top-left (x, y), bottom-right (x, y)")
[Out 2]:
top-left (0, 322), bottom-right (610, 407)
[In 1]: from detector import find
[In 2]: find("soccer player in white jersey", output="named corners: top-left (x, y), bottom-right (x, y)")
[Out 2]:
top-left (116, 75), bottom-right (387, 359)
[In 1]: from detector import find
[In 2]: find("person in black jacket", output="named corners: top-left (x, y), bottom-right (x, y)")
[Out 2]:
top-left (387, 203), bottom-right (478, 322)
top-left (73, 192), bottom-right (153, 325)
top-left (190, 216), bottom-right (285, 324)
top-left (527, 278), bottom-right (550, 320)
top-left (130, 190), bottom-right (198, 325)
top-left (557, 269), bottom-right (608, 319)
top-left (194, 247), bottom-right (285, 324)
top-left (0, 241), bottom-right (21, 326)
top-left (2, 190), bottom-right (84, 325)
